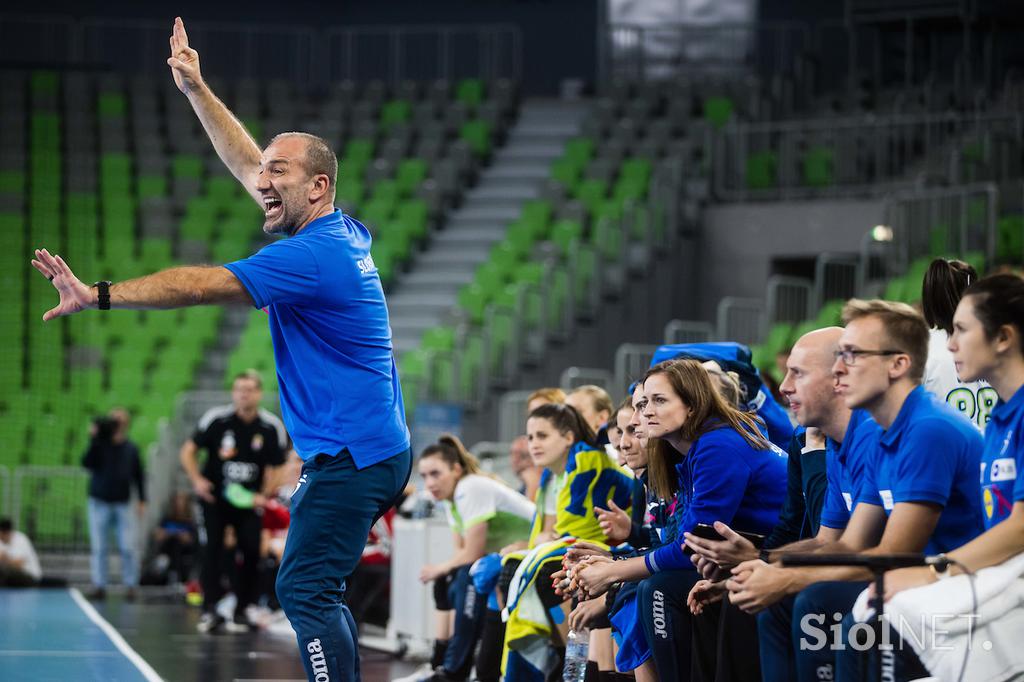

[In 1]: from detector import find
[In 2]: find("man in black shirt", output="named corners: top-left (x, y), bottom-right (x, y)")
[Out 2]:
top-left (180, 370), bottom-right (288, 633)
top-left (82, 408), bottom-right (146, 601)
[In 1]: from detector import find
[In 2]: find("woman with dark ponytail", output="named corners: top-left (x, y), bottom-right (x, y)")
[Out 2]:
top-left (403, 435), bottom-right (534, 682)
top-left (499, 402), bottom-right (635, 681)
top-left (922, 257), bottom-right (996, 429)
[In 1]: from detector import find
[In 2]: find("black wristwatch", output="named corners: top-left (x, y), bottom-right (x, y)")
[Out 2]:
top-left (93, 281), bottom-right (111, 310)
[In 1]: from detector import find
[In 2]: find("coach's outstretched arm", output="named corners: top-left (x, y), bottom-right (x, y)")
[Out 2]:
top-left (167, 16), bottom-right (263, 205)
top-left (30, 248), bottom-right (252, 322)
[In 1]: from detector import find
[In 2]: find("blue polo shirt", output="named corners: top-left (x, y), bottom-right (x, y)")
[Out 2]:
top-left (854, 386), bottom-right (984, 554)
top-left (644, 422), bottom-right (788, 573)
top-left (819, 410), bottom-right (878, 530)
top-left (225, 209), bottom-right (410, 467)
top-left (981, 384), bottom-right (1024, 529)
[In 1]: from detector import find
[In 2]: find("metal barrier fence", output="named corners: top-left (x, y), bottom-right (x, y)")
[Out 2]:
top-left (716, 297), bottom-right (765, 346)
top-left (613, 344), bottom-right (659, 396)
top-left (326, 25), bottom-right (521, 85)
top-left (0, 14), bottom-right (521, 86)
top-left (663, 319), bottom-right (716, 345)
top-left (712, 112), bottom-right (1022, 201)
top-left (765, 276), bottom-right (813, 326)
top-left (877, 182), bottom-right (998, 281)
top-left (497, 390), bottom-right (532, 444)
top-left (559, 367), bottom-right (615, 394)
top-left (814, 253), bottom-right (861, 309)
top-left (599, 22), bottom-right (808, 84)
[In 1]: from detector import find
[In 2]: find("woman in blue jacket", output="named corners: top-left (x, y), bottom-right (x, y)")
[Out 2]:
top-left (575, 358), bottom-right (788, 680)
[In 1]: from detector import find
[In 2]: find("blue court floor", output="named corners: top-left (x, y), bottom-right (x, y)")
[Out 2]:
top-left (0, 587), bottom-right (419, 681)
top-left (0, 588), bottom-right (159, 681)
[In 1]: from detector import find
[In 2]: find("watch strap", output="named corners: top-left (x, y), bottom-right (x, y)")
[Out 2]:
top-left (94, 281), bottom-right (111, 310)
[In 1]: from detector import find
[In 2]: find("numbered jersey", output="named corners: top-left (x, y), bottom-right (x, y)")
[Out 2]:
top-left (923, 329), bottom-right (995, 430)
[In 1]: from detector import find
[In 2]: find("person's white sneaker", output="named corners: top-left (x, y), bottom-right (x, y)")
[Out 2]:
top-left (196, 612), bottom-right (226, 633)
top-left (391, 662), bottom-right (437, 682)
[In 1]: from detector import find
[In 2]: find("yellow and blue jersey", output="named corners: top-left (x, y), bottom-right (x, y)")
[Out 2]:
top-left (528, 442), bottom-right (634, 547)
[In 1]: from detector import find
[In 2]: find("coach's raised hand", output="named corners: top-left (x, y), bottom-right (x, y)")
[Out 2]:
top-left (31, 248), bottom-right (94, 321)
top-left (167, 16), bottom-right (204, 95)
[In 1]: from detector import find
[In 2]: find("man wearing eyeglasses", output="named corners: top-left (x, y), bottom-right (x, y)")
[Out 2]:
top-left (726, 299), bottom-right (984, 682)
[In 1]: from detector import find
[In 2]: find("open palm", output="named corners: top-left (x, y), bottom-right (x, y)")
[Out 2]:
top-left (30, 249), bottom-right (94, 321)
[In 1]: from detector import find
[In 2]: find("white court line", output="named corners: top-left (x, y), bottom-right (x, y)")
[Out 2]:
top-left (68, 588), bottom-right (164, 682)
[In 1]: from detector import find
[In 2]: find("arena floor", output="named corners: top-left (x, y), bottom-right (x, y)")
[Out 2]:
top-left (0, 588), bottom-right (420, 681)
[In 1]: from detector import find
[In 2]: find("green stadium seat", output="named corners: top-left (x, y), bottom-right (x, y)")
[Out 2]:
top-left (455, 79), bottom-right (484, 108)
top-left (763, 322), bottom-right (794, 357)
top-left (0, 171), bottom-right (25, 194)
top-left (371, 180), bottom-right (400, 205)
top-left (242, 118), bottom-right (264, 143)
top-left (551, 219), bottom-right (582, 256)
top-left (362, 198), bottom-right (395, 228)
top-left (460, 120), bottom-right (492, 157)
top-left (490, 241), bottom-right (522, 277)
top-left (576, 178), bottom-right (607, 212)
top-left (396, 159), bottom-right (427, 197)
top-left (520, 200), bottom-right (552, 238)
top-left (802, 146), bottom-right (834, 188)
top-left (815, 299), bottom-right (846, 327)
top-left (564, 138), bottom-right (595, 168)
top-left (337, 177), bottom-right (365, 206)
top-left (457, 331), bottom-right (484, 401)
top-left (498, 224), bottom-right (528, 261)
top-left (370, 241), bottom-right (396, 285)
top-left (703, 96), bottom-right (734, 129)
top-left (98, 92), bottom-right (126, 118)
top-left (422, 325), bottom-right (456, 354)
top-left (172, 155), bottom-right (204, 179)
top-left (30, 71), bottom-right (59, 98)
top-left (380, 100), bottom-right (411, 128)
top-left (395, 200), bottom-right (429, 242)
top-left (997, 215), bottom-right (1023, 263)
top-left (458, 284), bottom-right (488, 325)
top-left (474, 261), bottom-right (506, 297)
top-left (136, 175), bottom-right (167, 199)
top-left (746, 151), bottom-right (777, 190)
top-left (551, 158), bottom-right (581, 190)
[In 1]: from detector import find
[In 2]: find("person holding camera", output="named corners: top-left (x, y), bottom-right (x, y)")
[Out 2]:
top-left (82, 407), bottom-right (146, 601)
top-left (180, 370), bottom-right (288, 633)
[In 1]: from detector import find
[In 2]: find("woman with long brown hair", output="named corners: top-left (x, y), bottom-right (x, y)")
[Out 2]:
top-left (575, 359), bottom-right (788, 680)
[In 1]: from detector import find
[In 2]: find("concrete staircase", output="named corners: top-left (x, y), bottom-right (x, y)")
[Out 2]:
top-left (387, 99), bottom-right (587, 356)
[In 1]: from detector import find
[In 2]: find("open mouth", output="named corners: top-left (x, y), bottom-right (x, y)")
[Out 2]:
top-left (263, 197), bottom-right (283, 218)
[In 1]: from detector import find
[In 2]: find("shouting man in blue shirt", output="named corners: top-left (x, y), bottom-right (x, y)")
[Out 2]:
top-left (29, 17), bottom-right (412, 682)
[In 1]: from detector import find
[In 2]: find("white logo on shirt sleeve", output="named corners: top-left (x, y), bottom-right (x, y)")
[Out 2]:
top-left (879, 489), bottom-right (894, 510)
top-left (356, 254), bottom-right (377, 274)
top-left (991, 458), bottom-right (1018, 482)
top-left (842, 492), bottom-right (853, 511)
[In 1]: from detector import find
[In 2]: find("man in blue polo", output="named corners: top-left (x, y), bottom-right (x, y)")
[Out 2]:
top-left (726, 300), bottom-right (984, 682)
top-left (29, 18), bottom-right (410, 682)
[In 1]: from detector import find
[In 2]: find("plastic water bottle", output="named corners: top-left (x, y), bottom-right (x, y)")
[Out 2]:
top-left (562, 627), bottom-right (589, 682)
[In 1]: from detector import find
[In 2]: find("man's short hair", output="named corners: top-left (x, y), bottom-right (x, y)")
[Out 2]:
top-left (841, 299), bottom-right (929, 382)
top-left (0, 518), bottom-right (12, 533)
top-left (270, 132), bottom-right (338, 189)
top-left (234, 369), bottom-right (263, 390)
